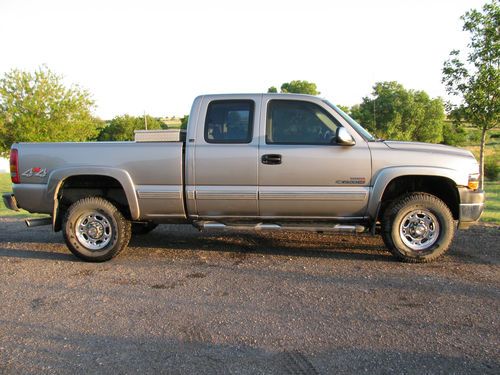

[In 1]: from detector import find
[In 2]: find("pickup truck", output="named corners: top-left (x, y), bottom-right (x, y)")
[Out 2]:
top-left (3, 93), bottom-right (485, 263)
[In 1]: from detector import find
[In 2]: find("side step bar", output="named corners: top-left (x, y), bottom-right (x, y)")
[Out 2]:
top-left (194, 221), bottom-right (365, 233)
top-left (25, 217), bottom-right (52, 227)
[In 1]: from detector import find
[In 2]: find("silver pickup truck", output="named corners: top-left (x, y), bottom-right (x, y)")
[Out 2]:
top-left (3, 93), bottom-right (485, 263)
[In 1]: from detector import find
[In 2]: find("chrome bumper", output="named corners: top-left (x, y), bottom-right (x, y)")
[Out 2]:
top-left (2, 193), bottom-right (20, 211)
top-left (458, 188), bottom-right (485, 229)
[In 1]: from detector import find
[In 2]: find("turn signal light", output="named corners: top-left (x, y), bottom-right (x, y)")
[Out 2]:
top-left (10, 148), bottom-right (19, 184)
top-left (468, 173), bottom-right (479, 190)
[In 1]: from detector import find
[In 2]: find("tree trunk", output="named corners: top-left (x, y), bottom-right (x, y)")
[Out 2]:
top-left (479, 126), bottom-right (487, 190)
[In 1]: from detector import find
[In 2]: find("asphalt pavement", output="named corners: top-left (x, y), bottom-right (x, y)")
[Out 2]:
top-left (0, 218), bottom-right (499, 374)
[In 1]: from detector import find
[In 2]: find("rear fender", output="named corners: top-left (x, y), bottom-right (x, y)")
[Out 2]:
top-left (47, 167), bottom-right (140, 229)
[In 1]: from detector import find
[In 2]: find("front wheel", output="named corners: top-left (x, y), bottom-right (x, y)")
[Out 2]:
top-left (63, 197), bottom-right (131, 262)
top-left (382, 193), bottom-right (455, 263)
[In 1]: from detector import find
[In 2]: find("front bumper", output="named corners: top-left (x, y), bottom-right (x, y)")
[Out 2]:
top-left (2, 193), bottom-right (20, 212)
top-left (458, 188), bottom-right (485, 229)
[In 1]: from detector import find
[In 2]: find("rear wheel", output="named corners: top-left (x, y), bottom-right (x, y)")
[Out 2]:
top-left (382, 193), bottom-right (455, 263)
top-left (63, 197), bottom-right (131, 262)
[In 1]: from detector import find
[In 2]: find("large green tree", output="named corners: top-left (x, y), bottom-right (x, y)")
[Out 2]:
top-left (98, 114), bottom-right (164, 141)
top-left (267, 80), bottom-right (320, 95)
top-left (0, 66), bottom-right (101, 156)
top-left (350, 81), bottom-right (446, 143)
top-left (442, 0), bottom-right (499, 188)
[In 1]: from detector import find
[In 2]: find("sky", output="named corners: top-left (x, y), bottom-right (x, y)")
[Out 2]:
top-left (0, 0), bottom-right (485, 120)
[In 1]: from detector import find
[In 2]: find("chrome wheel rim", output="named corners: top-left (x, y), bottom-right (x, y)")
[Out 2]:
top-left (75, 211), bottom-right (112, 250)
top-left (399, 209), bottom-right (440, 251)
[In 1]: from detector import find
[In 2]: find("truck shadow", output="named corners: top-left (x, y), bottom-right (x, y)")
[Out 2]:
top-left (129, 226), bottom-right (392, 262)
top-left (0, 247), bottom-right (75, 261)
top-left (1, 221), bottom-right (497, 265)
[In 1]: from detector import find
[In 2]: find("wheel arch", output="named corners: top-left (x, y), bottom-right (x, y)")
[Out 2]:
top-left (368, 167), bottom-right (463, 222)
top-left (47, 167), bottom-right (139, 230)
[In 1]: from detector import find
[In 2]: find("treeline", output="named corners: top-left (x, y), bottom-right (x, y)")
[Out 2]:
top-left (347, 81), bottom-right (465, 146)
top-left (267, 80), bottom-right (467, 146)
top-left (0, 66), bottom-right (189, 155)
top-left (98, 115), bottom-right (165, 142)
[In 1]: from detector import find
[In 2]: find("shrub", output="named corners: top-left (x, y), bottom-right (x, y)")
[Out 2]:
top-left (485, 156), bottom-right (499, 181)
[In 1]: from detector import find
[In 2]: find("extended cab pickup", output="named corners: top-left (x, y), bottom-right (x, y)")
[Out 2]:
top-left (3, 93), bottom-right (485, 262)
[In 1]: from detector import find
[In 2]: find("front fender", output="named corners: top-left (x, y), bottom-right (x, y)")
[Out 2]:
top-left (47, 167), bottom-right (140, 225)
top-left (367, 166), bottom-right (466, 219)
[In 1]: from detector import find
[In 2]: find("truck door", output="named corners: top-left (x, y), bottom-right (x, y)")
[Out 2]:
top-left (258, 97), bottom-right (371, 218)
top-left (188, 95), bottom-right (260, 218)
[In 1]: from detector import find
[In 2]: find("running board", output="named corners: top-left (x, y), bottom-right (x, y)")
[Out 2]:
top-left (194, 221), bottom-right (365, 233)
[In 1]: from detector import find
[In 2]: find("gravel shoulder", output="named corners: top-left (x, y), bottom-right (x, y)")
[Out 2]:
top-left (0, 218), bottom-right (499, 374)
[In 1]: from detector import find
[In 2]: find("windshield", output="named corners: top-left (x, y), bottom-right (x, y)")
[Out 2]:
top-left (323, 100), bottom-right (376, 141)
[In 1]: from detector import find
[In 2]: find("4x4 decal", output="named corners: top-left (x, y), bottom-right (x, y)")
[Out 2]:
top-left (22, 167), bottom-right (48, 178)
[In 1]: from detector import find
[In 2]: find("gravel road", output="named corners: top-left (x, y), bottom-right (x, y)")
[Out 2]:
top-left (0, 218), bottom-right (499, 374)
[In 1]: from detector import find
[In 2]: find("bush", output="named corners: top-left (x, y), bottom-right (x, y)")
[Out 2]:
top-left (485, 156), bottom-right (499, 181)
top-left (442, 121), bottom-right (467, 146)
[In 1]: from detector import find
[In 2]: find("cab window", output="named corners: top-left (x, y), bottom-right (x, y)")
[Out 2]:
top-left (266, 100), bottom-right (339, 144)
top-left (205, 100), bottom-right (254, 144)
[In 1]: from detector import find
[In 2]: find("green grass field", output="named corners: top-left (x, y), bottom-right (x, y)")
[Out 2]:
top-left (0, 172), bottom-right (42, 217)
top-left (1, 173), bottom-right (498, 223)
top-left (483, 181), bottom-right (500, 223)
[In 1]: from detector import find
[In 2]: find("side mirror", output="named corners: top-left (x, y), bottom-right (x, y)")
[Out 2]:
top-left (336, 127), bottom-right (356, 146)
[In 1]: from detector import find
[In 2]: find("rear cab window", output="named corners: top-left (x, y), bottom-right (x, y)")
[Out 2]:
top-left (204, 100), bottom-right (254, 144)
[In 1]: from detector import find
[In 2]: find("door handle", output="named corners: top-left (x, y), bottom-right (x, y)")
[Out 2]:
top-left (261, 154), bottom-right (282, 165)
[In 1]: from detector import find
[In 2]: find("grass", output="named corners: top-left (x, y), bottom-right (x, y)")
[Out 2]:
top-left (483, 181), bottom-right (500, 223)
top-left (1, 172), bottom-right (498, 223)
top-left (0, 173), bottom-right (46, 218)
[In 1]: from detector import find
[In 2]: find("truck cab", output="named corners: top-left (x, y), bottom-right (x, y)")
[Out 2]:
top-left (184, 94), bottom-right (371, 221)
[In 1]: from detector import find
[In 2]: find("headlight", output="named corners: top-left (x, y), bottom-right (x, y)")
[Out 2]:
top-left (468, 173), bottom-right (480, 190)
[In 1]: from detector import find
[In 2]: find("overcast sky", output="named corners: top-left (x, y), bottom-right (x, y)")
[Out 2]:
top-left (0, 0), bottom-right (484, 119)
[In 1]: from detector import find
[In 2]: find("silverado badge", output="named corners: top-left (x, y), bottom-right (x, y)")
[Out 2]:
top-left (336, 177), bottom-right (366, 185)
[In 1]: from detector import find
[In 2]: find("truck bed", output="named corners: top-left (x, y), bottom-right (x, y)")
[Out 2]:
top-left (13, 141), bottom-right (186, 220)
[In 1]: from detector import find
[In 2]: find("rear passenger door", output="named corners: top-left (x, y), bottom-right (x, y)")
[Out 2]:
top-left (190, 96), bottom-right (260, 218)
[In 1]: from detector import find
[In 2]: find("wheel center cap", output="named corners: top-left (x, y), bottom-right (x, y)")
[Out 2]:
top-left (414, 224), bottom-right (427, 237)
top-left (87, 222), bottom-right (104, 239)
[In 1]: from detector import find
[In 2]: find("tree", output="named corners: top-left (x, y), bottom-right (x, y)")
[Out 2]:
top-left (349, 81), bottom-right (446, 143)
top-left (442, 0), bottom-right (499, 189)
top-left (0, 66), bottom-right (101, 156)
top-left (267, 80), bottom-right (320, 95)
top-left (98, 115), bottom-right (163, 141)
top-left (336, 104), bottom-right (351, 114)
top-left (180, 115), bottom-right (189, 129)
top-left (280, 80), bottom-right (320, 95)
top-left (442, 119), bottom-right (468, 146)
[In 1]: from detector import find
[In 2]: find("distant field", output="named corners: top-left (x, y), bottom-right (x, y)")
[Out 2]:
top-left (462, 128), bottom-right (498, 220)
top-left (1, 173), bottom-right (498, 223)
top-left (463, 127), bottom-right (499, 162)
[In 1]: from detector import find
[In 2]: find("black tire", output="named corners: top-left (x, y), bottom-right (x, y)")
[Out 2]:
top-left (62, 197), bottom-right (131, 262)
top-left (382, 193), bottom-right (455, 263)
top-left (132, 222), bottom-right (158, 235)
